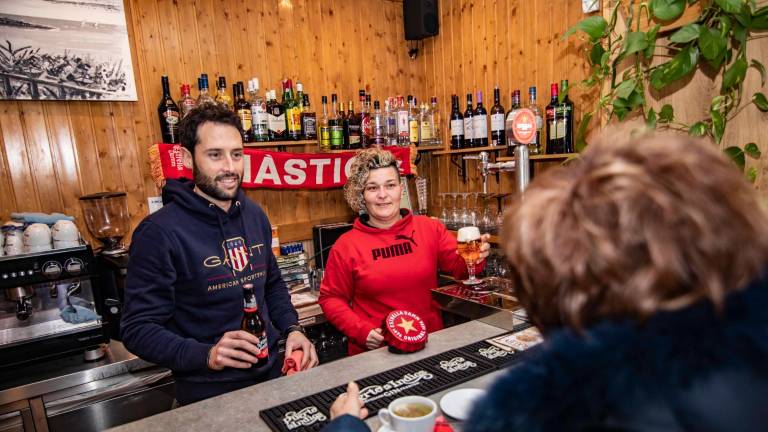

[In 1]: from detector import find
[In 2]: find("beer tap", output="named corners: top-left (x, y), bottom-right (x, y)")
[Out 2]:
top-left (462, 152), bottom-right (516, 195)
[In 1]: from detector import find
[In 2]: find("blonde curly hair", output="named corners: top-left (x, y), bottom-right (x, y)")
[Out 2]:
top-left (344, 147), bottom-right (400, 213)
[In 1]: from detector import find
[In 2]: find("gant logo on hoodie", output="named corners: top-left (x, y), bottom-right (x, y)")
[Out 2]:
top-left (203, 239), bottom-right (265, 271)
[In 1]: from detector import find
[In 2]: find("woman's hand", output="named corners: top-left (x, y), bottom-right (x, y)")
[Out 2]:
top-left (366, 328), bottom-right (385, 350)
top-left (477, 233), bottom-right (491, 264)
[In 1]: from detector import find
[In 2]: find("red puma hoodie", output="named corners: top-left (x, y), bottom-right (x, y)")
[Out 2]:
top-left (319, 211), bottom-right (482, 354)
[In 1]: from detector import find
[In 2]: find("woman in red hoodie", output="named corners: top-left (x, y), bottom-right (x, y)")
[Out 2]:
top-left (319, 148), bottom-right (490, 354)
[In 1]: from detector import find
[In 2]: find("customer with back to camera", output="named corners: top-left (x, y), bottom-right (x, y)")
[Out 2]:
top-left (322, 128), bottom-right (768, 431)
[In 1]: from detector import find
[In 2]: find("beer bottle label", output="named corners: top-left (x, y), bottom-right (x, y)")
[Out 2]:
top-left (256, 335), bottom-right (268, 359)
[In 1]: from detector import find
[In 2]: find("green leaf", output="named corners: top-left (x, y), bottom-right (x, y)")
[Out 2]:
top-left (722, 57), bottom-right (748, 91)
top-left (650, 0), bottom-right (686, 21)
top-left (715, 0), bottom-right (744, 14)
top-left (688, 121), bottom-right (708, 137)
top-left (733, 23), bottom-right (748, 46)
top-left (590, 43), bottom-right (606, 66)
top-left (564, 16), bottom-right (608, 40)
top-left (645, 25), bottom-right (661, 59)
top-left (753, 14), bottom-right (768, 29)
top-left (744, 143), bottom-right (761, 158)
top-left (659, 104), bottom-right (674, 122)
top-left (670, 23), bottom-right (702, 43)
top-left (747, 167), bottom-right (758, 183)
top-left (575, 111), bottom-right (593, 152)
top-left (646, 108), bottom-right (658, 129)
top-left (623, 31), bottom-right (649, 57)
top-left (698, 28), bottom-right (727, 65)
top-left (753, 92), bottom-right (768, 111)
top-left (724, 146), bottom-right (745, 171)
top-left (650, 46), bottom-right (700, 90)
top-left (751, 60), bottom-right (767, 87)
top-left (711, 109), bottom-right (726, 144)
top-left (614, 79), bottom-right (637, 99)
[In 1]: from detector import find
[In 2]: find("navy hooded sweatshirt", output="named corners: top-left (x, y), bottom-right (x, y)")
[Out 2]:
top-left (120, 178), bottom-right (298, 405)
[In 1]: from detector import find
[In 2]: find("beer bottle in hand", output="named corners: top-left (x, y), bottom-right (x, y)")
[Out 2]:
top-left (241, 284), bottom-right (269, 366)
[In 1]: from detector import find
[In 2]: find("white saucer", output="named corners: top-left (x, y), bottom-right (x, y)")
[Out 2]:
top-left (439, 388), bottom-right (486, 421)
top-left (377, 425), bottom-right (394, 432)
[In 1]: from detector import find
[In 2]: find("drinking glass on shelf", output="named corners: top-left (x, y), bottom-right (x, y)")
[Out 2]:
top-left (479, 194), bottom-right (496, 234)
top-left (449, 192), bottom-right (460, 230)
top-left (438, 193), bottom-right (449, 227)
top-left (458, 192), bottom-right (470, 228)
top-left (457, 226), bottom-right (483, 285)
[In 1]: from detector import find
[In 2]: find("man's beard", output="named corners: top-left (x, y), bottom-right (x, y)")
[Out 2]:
top-left (193, 165), bottom-right (242, 202)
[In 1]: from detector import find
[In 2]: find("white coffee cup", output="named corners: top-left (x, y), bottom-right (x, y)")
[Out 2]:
top-left (24, 244), bottom-right (52, 254)
top-left (51, 220), bottom-right (79, 242)
top-left (23, 223), bottom-right (52, 247)
top-left (4, 233), bottom-right (23, 256)
top-left (54, 240), bottom-right (80, 249)
top-left (378, 396), bottom-right (437, 432)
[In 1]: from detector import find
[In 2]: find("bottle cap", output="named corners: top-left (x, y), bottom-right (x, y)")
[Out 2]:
top-left (374, 100), bottom-right (380, 109)
top-left (297, 82), bottom-right (303, 92)
top-left (322, 95), bottom-right (328, 103)
top-left (382, 310), bottom-right (428, 354)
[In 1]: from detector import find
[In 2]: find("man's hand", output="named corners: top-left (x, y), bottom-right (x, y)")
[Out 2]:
top-left (330, 381), bottom-right (368, 420)
top-left (366, 328), bottom-right (384, 350)
top-left (477, 233), bottom-right (491, 264)
top-left (208, 330), bottom-right (262, 370)
top-left (285, 330), bottom-right (319, 370)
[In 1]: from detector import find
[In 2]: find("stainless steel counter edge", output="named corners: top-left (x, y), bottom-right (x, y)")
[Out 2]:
top-left (107, 320), bottom-right (507, 432)
top-left (0, 341), bottom-right (154, 406)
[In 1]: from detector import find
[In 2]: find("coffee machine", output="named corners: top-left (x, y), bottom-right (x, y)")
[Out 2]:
top-left (79, 192), bottom-right (131, 341)
top-left (0, 244), bottom-right (108, 368)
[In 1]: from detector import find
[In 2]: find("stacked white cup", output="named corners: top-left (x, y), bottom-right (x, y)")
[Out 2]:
top-left (52, 220), bottom-right (80, 249)
top-left (23, 223), bottom-right (53, 253)
top-left (4, 225), bottom-right (24, 256)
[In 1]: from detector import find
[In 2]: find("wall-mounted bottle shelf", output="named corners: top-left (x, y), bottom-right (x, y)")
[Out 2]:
top-left (432, 145), bottom-right (506, 155)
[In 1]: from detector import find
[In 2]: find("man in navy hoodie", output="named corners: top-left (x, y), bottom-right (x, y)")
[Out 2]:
top-left (121, 104), bottom-right (317, 406)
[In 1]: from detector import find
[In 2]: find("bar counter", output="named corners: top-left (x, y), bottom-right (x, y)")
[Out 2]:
top-left (108, 320), bottom-right (509, 432)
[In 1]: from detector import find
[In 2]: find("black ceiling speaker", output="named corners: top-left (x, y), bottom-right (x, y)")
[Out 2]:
top-left (404, 0), bottom-right (439, 40)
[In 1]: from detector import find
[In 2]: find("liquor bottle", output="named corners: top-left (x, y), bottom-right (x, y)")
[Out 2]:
top-left (385, 98), bottom-right (398, 146)
top-left (338, 100), bottom-right (349, 149)
top-left (490, 86), bottom-right (506, 147)
top-left (527, 86), bottom-right (543, 155)
top-left (157, 76), bottom-right (181, 144)
top-left (408, 97), bottom-right (420, 146)
top-left (296, 81), bottom-right (305, 112)
top-left (396, 95), bottom-right (409, 146)
top-left (560, 79), bottom-right (575, 153)
top-left (215, 76), bottom-right (232, 110)
top-left (329, 94), bottom-right (343, 150)
top-left (319, 95), bottom-right (330, 151)
top-left (473, 90), bottom-right (488, 147)
top-left (363, 94), bottom-right (373, 147)
top-left (249, 78), bottom-right (269, 142)
top-left (284, 79), bottom-right (302, 141)
top-left (546, 83), bottom-right (566, 154)
top-left (346, 101), bottom-right (361, 149)
top-left (419, 103), bottom-right (433, 146)
top-left (450, 95), bottom-right (464, 149)
top-left (357, 90), bottom-right (370, 148)
top-left (300, 93), bottom-right (317, 140)
top-left (463, 93), bottom-right (475, 148)
top-left (234, 82), bottom-right (253, 143)
top-left (505, 90), bottom-right (522, 157)
top-left (196, 75), bottom-right (215, 107)
top-left (178, 83), bottom-right (196, 118)
top-left (430, 96), bottom-right (442, 146)
top-left (268, 89), bottom-right (287, 140)
top-left (371, 100), bottom-right (388, 145)
top-left (241, 284), bottom-right (268, 367)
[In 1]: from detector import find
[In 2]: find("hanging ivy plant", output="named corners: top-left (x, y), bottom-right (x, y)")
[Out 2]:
top-left (566, 0), bottom-right (768, 181)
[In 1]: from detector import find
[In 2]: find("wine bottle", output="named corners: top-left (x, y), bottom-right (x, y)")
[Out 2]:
top-left (450, 95), bottom-right (464, 149)
top-left (157, 75), bottom-right (181, 144)
top-left (490, 86), bottom-right (506, 147)
top-left (473, 90), bottom-right (488, 147)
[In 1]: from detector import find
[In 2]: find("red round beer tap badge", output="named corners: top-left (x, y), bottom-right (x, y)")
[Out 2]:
top-left (383, 310), bottom-right (428, 353)
top-left (511, 108), bottom-right (536, 144)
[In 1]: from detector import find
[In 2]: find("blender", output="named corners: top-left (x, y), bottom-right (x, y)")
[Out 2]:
top-left (78, 192), bottom-right (130, 255)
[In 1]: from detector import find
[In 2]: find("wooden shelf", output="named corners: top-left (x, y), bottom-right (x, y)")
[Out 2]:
top-left (448, 229), bottom-right (500, 244)
top-left (432, 145), bottom-right (506, 155)
top-left (496, 153), bottom-right (579, 162)
top-left (416, 145), bottom-right (446, 152)
top-left (244, 139), bottom-right (317, 148)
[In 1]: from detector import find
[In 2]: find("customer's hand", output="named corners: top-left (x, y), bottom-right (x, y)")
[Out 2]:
top-left (285, 331), bottom-right (319, 370)
top-left (477, 233), bottom-right (491, 264)
top-left (330, 381), bottom-right (368, 420)
top-left (366, 328), bottom-right (384, 350)
top-left (207, 330), bottom-right (262, 370)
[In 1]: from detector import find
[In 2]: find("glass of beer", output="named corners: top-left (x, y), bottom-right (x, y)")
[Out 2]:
top-left (457, 226), bottom-right (482, 285)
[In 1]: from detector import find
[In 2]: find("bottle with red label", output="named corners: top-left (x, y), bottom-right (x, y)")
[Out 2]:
top-left (241, 283), bottom-right (269, 366)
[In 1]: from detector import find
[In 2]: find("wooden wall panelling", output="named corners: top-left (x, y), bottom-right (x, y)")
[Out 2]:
top-left (0, 102), bottom-right (36, 212)
top-left (19, 102), bottom-right (60, 213)
top-left (42, 103), bottom-right (81, 219)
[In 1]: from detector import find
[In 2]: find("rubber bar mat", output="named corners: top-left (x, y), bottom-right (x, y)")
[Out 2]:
top-left (260, 322), bottom-right (535, 432)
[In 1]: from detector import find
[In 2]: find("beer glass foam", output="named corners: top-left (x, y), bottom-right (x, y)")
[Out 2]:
top-left (457, 226), bottom-right (481, 242)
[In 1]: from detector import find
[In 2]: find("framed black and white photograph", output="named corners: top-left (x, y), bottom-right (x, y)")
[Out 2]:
top-left (0, 0), bottom-right (137, 101)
